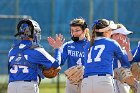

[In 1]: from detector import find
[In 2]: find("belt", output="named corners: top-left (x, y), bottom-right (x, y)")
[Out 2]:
top-left (10, 80), bottom-right (33, 83)
top-left (98, 74), bottom-right (108, 76)
top-left (84, 74), bottom-right (111, 78)
top-left (24, 80), bottom-right (32, 82)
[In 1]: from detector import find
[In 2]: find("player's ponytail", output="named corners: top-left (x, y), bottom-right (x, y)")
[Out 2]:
top-left (89, 19), bottom-right (110, 52)
top-left (88, 24), bottom-right (96, 52)
top-left (85, 28), bottom-right (90, 41)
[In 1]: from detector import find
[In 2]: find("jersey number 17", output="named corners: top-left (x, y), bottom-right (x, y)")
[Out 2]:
top-left (87, 45), bottom-right (105, 63)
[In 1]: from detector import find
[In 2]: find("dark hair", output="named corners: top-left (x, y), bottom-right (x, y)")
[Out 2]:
top-left (89, 19), bottom-right (110, 52)
top-left (91, 19), bottom-right (110, 30)
top-left (70, 18), bottom-right (88, 30)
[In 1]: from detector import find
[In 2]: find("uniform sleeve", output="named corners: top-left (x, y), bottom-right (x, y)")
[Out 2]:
top-left (84, 42), bottom-right (90, 64)
top-left (114, 41), bottom-right (130, 68)
top-left (58, 42), bottom-right (68, 66)
top-left (30, 48), bottom-right (59, 69)
top-left (132, 42), bottom-right (140, 62)
top-left (54, 48), bottom-right (61, 65)
top-left (113, 57), bottom-right (118, 69)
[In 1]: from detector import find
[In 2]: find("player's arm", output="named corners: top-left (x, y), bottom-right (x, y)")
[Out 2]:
top-left (59, 43), bottom-right (69, 66)
top-left (116, 35), bottom-right (133, 61)
top-left (114, 41), bottom-right (130, 68)
top-left (122, 36), bottom-right (133, 61)
top-left (132, 42), bottom-right (140, 62)
top-left (32, 48), bottom-right (60, 69)
top-left (113, 57), bottom-right (118, 70)
top-left (47, 34), bottom-right (68, 66)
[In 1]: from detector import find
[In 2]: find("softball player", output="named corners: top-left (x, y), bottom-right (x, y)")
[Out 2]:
top-left (7, 19), bottom-right (61, 93)
top-left (81, 19), bottom-right (131, 93)
top-left (48, 18), bottom-right (90, 93)
top-left (131, 41), bottom-right (140, 93)
top-left (132, 41), bottom-right (140, 62)
top-left (111, 24), bottom-right (133, 93)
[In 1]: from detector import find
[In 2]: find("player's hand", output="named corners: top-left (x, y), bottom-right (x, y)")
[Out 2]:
top-left (123, 37), bottom-right (131, 51)
top-left (117, 35), bottom-right (130, 50)
top-left (47, 34), bottom-right (65, 49)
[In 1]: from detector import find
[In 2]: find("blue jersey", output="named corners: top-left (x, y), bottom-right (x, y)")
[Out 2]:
top-left (84, 37), bottom-right (130, 77)
top-left (113, 57), bottom-right (119, 69)
top-left (59, 38), bottom-right (88, 68)
top-left (8, 40), bottom-right (60, 82)
top-left (113, 50), bottom-right (129, 69)
top-left (132, 41), bottom-right (140, 62)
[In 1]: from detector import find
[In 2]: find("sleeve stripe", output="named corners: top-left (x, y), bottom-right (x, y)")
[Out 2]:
top-left (35, 48), bottom-right (55, 63)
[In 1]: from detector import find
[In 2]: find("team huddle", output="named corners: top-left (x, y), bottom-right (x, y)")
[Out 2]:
top-left (7, 18), bottom-right (140, 93)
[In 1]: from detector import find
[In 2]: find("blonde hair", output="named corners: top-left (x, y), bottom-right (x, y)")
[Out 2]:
top-left (116, 24), bottom-right (124, 29)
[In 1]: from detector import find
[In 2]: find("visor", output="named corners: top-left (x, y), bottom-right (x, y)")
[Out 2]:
top-left (96, 21), bottom-right (117, 32)
top-left (112, 26), bottom-right (133, 35)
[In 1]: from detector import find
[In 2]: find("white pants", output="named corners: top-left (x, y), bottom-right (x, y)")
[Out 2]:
top-left (65, 79), bottom-right (81, 93)
top-left (136, 81), bottom-right (140, 93)
top-left (7, 81), bottom-right (39, 93)
top-left (81, 75), bottom-right (115, 93)
top-left (114, 79), bottom-right (130, 93)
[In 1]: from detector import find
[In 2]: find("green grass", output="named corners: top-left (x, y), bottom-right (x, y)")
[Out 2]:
top-left (0, 74), bottom-right (66, 93)
top-left (40, 86), bottom-right (65, 93)
top-left (39, 82), bottom-right (65, 93)
top-left (0, 82), bottom-right (65, 93)
top-left (0, 75), bottom-right (133, 93)
top-left (0, 82), bottom-right (133, 93)
top-left (39, 74), bottom-right (66, 93)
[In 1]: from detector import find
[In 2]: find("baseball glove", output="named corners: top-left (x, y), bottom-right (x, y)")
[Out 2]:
top-left (42, 67), bottom-right (61, 78)
top-left (114, 67), bottom-right (134, 86)
top-left (131, 86), bottom-right (137, 93)
top-left (131, 62), bottom-right (140, 81)
top-left (64, 65), bottom-right (84, 85)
